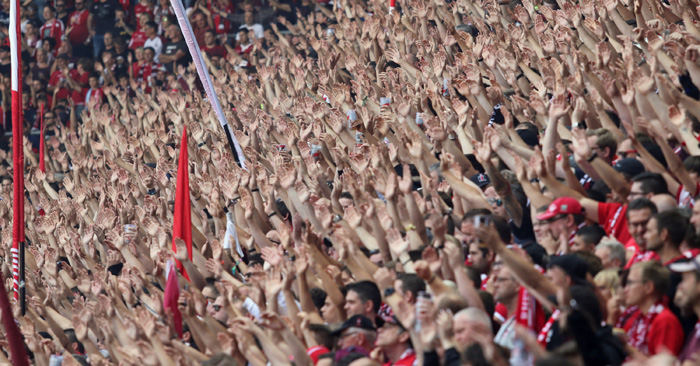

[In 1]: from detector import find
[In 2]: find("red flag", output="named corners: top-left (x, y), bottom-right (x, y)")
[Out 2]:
top-left (39, 103), bottom-right (45, 173)
top-left (172, 126), bottom-right (192, 280)
top-left (10, 0), bottom-right (24, 301)
top-left (7, 0), bottom-right (29, 362)
top-left (163, 263), bottom-right (183, 338)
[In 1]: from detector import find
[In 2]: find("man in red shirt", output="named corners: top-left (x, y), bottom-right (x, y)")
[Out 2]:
top-left (620, 260), bottom-right (684, 356)
top-left (375, 312), bottom-right (415, 366)
top-left (66, 0), bottom-right (92, 58)
top-left (40, 6), bottom-right (65, 50)
top-left (133, 47), bottom-right (163, 93)
top-left (190, 10), bottom-right (211, 47)
top-left (47, 55), bottom-right (79, 102)
top-left (201, 30), bottom-right (227, 59)
top-left (643, 210), bottom-right (688, 266)
top-left (536, 197), bottom-right (587, 251)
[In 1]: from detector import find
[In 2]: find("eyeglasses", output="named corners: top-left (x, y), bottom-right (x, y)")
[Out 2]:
top-left (212, 304), bottom-right (222, 312)
top-left (487, 198), bottom-right (503, 207)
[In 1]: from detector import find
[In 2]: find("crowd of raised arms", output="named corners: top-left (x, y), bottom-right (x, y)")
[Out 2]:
top-left (3, 0), bottom-right (700, 364)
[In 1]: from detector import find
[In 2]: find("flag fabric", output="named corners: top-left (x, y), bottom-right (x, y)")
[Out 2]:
top-left (39, 103), bottom-right (45, 173)
top-left (390, 0), bottom-right (395, 12)
top-left (163, 261), bottom-right (183, 338)
top-left (10, 0), bottom-right (24, 301)
top-left (168, 0), bottom-right (246, 169)
top-left (7, 0), bottom-right (29, 362)
top-left (172, 126), bottom-right (192, 280)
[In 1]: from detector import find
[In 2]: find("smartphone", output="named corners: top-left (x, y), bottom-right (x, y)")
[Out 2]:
top-left (474, 215), bottom-right (490, 229)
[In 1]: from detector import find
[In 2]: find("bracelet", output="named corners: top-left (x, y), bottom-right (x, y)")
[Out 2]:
top-left (193, 195), bottom-right (201, 201)
top-left (268, 212), bottom-right (277, 218)
top-left (586, 152), bottom-right (598, 163)
top-left (530, 178), bottom-right (540, 183)
top-left (405, 224), bottom-right (417, 231)
top-left (428, 275), bottom-right (437, 284)
top-left (401, 258), bottom-right (411, 265)
top-left (251, 188), bottom-right (260, 192)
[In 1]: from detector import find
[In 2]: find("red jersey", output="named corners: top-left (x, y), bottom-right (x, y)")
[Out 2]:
top-left (622, 307), bottom-right (684, 356)
top-left (48, 69), bottom-right (79, 101)
top-left (68, 9), bottom-right (90, 45)
top-left (134, 3), bottom-right (154, 29)
top-left (40, 19), bottom-right (65, 49)
top-left (677, 182), bottom-right (700, 209)
top-left (129, 30), bottom-right (148, 49)
top-left (598, 202), bottom-right (631, 244)
top-left (213, 13), bottom-right (231, 34)
top-left (201, 44), bottom-right (227, 59)
top-left (383, 349), bottom-right (416, 366)
top-left (133, 61), bottom-right (164, 93)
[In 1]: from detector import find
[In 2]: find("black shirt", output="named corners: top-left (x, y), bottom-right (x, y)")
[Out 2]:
top-left (162, 40), bottom-right (190, 73)
top-left (91, 0), bottom-right (116, 35)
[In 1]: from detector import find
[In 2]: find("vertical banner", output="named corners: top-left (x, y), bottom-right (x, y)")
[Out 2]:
top-left (172, 126), bottom-right (192, 280)
top-left (39, 103), bottom-right (45, 173)
top-left (168, 0), bottom-right (246, 169)
top-left (9, 0), bottom-right (25, 305)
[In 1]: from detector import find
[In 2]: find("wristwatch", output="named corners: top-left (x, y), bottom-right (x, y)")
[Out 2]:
top-left (384, 287), bottom-right (395, 297)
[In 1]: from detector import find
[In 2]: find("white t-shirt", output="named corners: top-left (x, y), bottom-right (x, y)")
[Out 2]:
top-left (236, 23), bottom-right (264, 39)
top-left (144, 36), bottom-right (164, 63)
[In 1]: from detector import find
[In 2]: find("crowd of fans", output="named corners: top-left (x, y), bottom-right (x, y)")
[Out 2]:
top-left (2, 0), bottom-right (700, 363)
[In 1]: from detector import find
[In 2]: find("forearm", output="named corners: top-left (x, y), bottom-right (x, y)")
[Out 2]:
top-left (454, 267), bottom-right (485, 310)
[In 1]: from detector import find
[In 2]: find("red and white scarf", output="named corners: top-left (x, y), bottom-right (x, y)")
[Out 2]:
top-left (515, 286), bottom-right (546, 332)
top-left (537, 309), bottom-right (560, 347)
top-left (626, 303), bottom-right (665, 354)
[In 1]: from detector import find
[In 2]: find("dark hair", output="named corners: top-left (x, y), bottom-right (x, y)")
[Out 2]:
top-left (64, 329), bottom-right (86, 355)
top-left (247, 253), bottom-right (264, 268)
top-left (340, 191), bottom-right (354, 200)
top-left (491, 215), bottom-right (512, 244)
top-left (478, 290), bottom-right (495, 321)
top-left (396, 273), bottom-right (426, 298)
top-left (461, 343), bottom-right (491, 366)
top-left (653, 210), bottom-right (688, 248)
top-left (626, 198), bottom-right (658, 217)
top-left (465, 266), bottom-right (482, 288)
top-left (145, 20), bottom-right (158, 30)
top-left (575, 225), bottom-right (606, 247)
top-left (462, 208), bottom-right (492, 221)
top-left (573, 251), bottom-right (603, 277)
top-left (632, 172), bottom-right (668, 195)
top-left (345, 281), bottom-right (382, 313)
top-left (310, 287), bottom-right (327, 311)
top-left (308, 323), bottom-right (334, 350)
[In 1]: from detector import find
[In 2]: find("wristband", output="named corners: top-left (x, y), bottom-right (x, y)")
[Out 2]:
top-left (251, 188), bottom-right (260, 192)
top-left (384, 287), bottom-right (396, 297)
top-left (268, 212), bottom-right (277, 218)
top-left (428, 275), bottom-right (437, 284)
top-left (405, 224), bottom-right (417, 231)
top-left (586, 152), bottom-right (598, 163)
top-left (401, 258), bottom-right (412, 265)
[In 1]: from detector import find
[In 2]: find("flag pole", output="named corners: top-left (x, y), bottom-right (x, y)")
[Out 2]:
top-left (168, 0), bottom-right (246, 170)
top-left (9, 0), bottom-right (25, 315)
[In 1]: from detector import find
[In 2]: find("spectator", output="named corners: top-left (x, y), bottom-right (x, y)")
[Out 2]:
top-left (595, 239), bottom-right (627, 270)
top-left (142, 20), bottom-right (162, 62)
top-left (66, 0), bottom-right (92, 58)
top-left (40, 6), bottom-right (65, 51)
top-left (91, 0), bottom-right (117, 58)
top-left (619, 261), bottom-right (684, 356)
top-left (159, 23), bottom-right (189, 73)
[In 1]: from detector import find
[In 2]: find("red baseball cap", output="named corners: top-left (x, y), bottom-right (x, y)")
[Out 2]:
top-left (537, 197), bottom-right (582, 221)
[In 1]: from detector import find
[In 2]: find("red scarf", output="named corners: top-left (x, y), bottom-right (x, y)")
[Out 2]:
top-left (626, 303), bottom-right (665, 354)
top-left (537, 309), bottom-right (560, 347)
top-left (515, 287), bottom-right (546, 333)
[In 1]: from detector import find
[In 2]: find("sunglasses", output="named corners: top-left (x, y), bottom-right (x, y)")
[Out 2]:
top-left (487, 198), bottom-right (503, 207)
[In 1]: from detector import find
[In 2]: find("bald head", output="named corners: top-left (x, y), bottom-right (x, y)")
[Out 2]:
top-left (650, 194), bottom-right (677, 213)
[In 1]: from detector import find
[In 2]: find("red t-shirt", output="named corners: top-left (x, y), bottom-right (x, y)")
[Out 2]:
top-left (71, 71), bottom-right (89, 105)
top-left (201, 44), bottom-right (227, 59)
top-left (623, 308), bottom-right (684, 356)
top-left (48, 69), bottom-right (79, 101)
top-left (129, 30), bottom-right (148, 49)
top-left (383, 350), bottom-right (416, 366)
top-left (193, 25), bottom-right (211, 48)
top-left (68, 9), bottom-right (90, 45)
top-left (40, 19), bottom-right (65, 49)
top-left (598, 202), bottom-right (631, 244)
top-left (134, 3), bottom-right (154, 29)
top-left (213, 13), bottom-right (232, 34)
